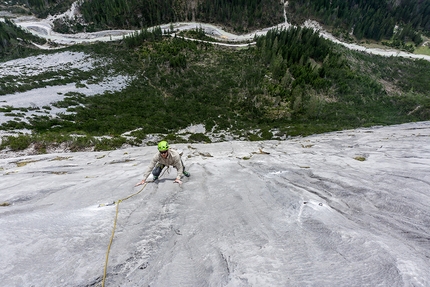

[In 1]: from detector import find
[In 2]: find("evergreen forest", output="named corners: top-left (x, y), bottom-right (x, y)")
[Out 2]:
top-left (8, 0), bottom-right (284, 34)
top-left (287, 0), bottom-right (430, 44)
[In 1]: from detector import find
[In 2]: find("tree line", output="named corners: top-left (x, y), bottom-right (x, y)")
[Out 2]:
top-left (11, 0), bottom-right (428, 47)
top-left (79, 0), bottom-right (283, 32)
top-left (18, 0), bottom-right (283, 33)
top-left (21, 0), bottom-right (76, 17)
top-left (287, 0), bottom-right (429, 43)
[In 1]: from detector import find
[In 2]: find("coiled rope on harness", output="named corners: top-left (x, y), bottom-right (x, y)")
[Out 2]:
top-left (101, 168), bottom-right (168, 287)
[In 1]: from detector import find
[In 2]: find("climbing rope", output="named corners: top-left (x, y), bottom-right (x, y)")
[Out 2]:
top-left (101, 168), bottom-right (167, 287)
top-left (101, 183), bottom-right (145, 287)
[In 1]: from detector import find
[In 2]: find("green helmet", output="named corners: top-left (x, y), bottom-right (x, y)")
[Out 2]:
top-left (158, 140), bottom-right (169, 152)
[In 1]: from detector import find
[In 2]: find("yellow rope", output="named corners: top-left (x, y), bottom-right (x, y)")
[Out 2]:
top-left (101, 184), bottom-right (145, 287)
top-left (101, 168), bottom-right (167, 287)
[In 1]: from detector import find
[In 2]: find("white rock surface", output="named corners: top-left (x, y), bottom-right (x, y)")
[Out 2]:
top-left (1, 121), bottom-right (429, 286)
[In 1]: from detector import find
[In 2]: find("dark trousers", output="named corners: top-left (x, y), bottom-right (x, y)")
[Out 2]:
top-left (152, 160), bottom-right (186, 177)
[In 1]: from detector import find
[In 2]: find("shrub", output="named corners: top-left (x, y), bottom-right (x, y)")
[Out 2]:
top-left (1, 135), bottom-right (32, 151)
top-left (94, 137), bottom-right (126, 151)
top-left (69, 135), bottom-right (95, 151)
top-left (248, 133), bottom-right (262, 141)
top-left (188, 133), bottom-right (211, 143)
top-left (260, 129), bottom-right (273, 140)
top-left (164, 133), bottom-right (179, 142)
top-left (129, 129), bottom-right (146, 140)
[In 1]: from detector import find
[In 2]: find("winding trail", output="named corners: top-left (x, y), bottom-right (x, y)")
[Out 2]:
top-left (4, 0), bottom-right (430, 61)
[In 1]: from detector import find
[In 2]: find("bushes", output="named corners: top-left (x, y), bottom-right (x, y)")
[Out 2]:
top-left (0, 135), bottom-right (32, 151)
top-left (94, 137), bottom-right (127, 151)
top-left (0, 133), bottom-right (130, 152)
top-left (188, 133), bottom-right (211, 143)
top-left (163, 133), bottom-right (187, 143)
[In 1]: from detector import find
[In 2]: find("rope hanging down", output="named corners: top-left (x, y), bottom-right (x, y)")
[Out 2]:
top-left (101, 168), bottom-right (168, 287)
top-left (101, 183), bottom-right (146, 287)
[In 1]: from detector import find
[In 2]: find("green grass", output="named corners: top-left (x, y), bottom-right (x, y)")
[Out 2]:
top-left (415, 45), bottom-right (430, 56)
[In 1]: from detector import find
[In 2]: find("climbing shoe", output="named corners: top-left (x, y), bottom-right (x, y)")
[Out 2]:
top-left (183, 171), bottom-right (190, 177)
top-left (153, 175), bottom-right (158, 181)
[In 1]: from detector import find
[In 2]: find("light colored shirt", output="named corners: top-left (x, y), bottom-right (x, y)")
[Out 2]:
top-left (143, 149), bottom-right (184, 180)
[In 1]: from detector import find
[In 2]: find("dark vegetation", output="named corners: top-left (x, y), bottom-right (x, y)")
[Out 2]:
top-left (78, 0), bottom-right (283, 33)
top-left (287, 0), bottom-right (430, 51)
top-left (17, 0), bottom-right (76, 18)
top-left (1, 26), bottom-right (430, 152)
top-left (0, 18), bottom-right (46, 60)
top-left (9, 0), bottom-right (283, 34)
